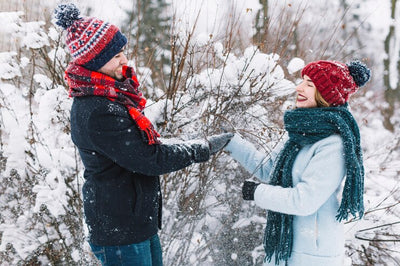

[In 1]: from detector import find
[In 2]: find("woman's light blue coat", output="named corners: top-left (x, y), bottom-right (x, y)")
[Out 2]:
top-left (225, 134), bottom-right (347, 266)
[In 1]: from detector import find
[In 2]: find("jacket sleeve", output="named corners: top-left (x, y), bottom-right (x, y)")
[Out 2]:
top-left (224, 134), bottom-right (280, 183)
top-left (87, 103), bottom-right (210, 176)
top-left (253, 136), bottom-right (346, 216)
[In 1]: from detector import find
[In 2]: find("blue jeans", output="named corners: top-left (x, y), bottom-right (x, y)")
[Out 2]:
top-left (89, 234), bottom-right (163, 266)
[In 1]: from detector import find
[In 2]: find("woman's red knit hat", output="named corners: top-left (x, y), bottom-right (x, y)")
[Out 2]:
top-left (301, 60), bottom-right (371, 106)
top-left (54, 4), bottom-right (127, 71)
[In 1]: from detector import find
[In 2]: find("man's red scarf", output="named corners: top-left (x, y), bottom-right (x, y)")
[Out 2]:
top-left (65, 64), bottom-right (161, 145)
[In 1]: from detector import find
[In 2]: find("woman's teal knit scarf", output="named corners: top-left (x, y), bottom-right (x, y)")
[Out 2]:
top-left (264, 105), bottom-right (364, 264)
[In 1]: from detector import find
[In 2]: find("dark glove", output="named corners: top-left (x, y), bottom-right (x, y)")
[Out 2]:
top-left (242, 181), bottom-right (260, 201)
top-left (207, 133), bottom-right (234, 155)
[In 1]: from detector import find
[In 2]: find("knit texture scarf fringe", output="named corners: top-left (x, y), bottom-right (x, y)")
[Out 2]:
top-left (264, 105), bottom-right (364, 264)
top-left (65, 63), bottom-right (161, 145)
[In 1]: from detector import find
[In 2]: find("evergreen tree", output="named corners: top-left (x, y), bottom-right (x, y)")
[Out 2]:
top-left (123, 0), bottom-right (171, 92)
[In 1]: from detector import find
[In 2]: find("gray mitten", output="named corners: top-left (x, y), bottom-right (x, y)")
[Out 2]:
top-left (207, 133), bottom-right (234, 155)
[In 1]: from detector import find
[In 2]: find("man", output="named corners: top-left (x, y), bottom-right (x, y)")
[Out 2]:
top-left (54, 4), bottom-right (232, 265)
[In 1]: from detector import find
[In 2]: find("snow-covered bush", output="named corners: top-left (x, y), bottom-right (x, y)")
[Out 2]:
top-left (0, 11), bottom-right (92, 265)
top-left (0, 1), bottom-right (399, 265)
top-left (154, 42), bottom-right (297, 265)
top-left (0, 9), bottom-right (296, 265)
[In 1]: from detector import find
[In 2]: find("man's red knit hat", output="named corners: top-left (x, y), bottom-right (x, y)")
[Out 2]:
top-left (54, 4), bottom-right (127, 71)
top-left (301, 60), bottom-right (371, 106)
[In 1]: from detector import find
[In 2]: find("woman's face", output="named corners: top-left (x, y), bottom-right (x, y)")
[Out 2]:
top-left (295, 75), bottom-right (317, 108)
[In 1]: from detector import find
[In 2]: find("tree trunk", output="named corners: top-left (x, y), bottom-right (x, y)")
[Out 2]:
top-left (383, 0), bottom-right (400, 131)
top-left (254, 0), bottom-right (269, 50)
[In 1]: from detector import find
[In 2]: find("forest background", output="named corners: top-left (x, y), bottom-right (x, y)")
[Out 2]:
top-left (0, 0), bottom-right (399, 265)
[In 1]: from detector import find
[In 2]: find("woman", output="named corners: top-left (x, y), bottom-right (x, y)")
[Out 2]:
top-left (225, 60), bottom-right (371, 265)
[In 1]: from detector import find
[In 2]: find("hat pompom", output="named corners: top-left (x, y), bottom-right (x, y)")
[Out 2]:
top-left (54, 4), bottom-right (81, 30)
top-left (347, 60), bottom-right (371, 88)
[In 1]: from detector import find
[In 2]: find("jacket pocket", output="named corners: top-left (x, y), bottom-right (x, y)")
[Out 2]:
top-left (132, 178), bottom-right (143, 219)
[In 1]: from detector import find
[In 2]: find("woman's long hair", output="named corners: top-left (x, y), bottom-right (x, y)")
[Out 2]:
top-left (315, 90), bottom-right (330, 107)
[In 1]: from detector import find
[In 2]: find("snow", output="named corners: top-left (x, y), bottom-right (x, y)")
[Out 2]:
top-left (0, 0), bottom-right (399, 265)
top-left (0, 11), bottom-right (23, 35)
top-left (0, 52), bottom-right (21, 79)
top-left (287, 57), bottom-right (304, 75)
top-left (195, 33), bottom-right (212, 47)
top-left (171, 0), bottom-right (261, 40)
top-left (21, 21), bottom-right (49, 49)
top-left (34, 74), bottom-right (52, 89)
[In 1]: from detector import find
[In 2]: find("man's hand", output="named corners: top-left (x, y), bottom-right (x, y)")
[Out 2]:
top-left (207, 133), bottom-right (234, 155)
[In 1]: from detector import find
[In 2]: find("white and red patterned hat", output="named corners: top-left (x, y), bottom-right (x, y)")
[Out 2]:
top-left (54, 4), bottom-right (127, 71)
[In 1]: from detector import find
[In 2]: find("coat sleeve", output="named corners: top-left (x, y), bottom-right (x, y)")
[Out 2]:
top-left (87, 103), bottom-right (210, 176)
top-left (253, 136), bottom-right (346, 216)
top-left (224, 134), bottom-right (280, 183)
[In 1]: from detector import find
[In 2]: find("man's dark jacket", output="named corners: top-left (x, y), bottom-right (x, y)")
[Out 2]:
top-left (71, 96), bottom-right (210, 246)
